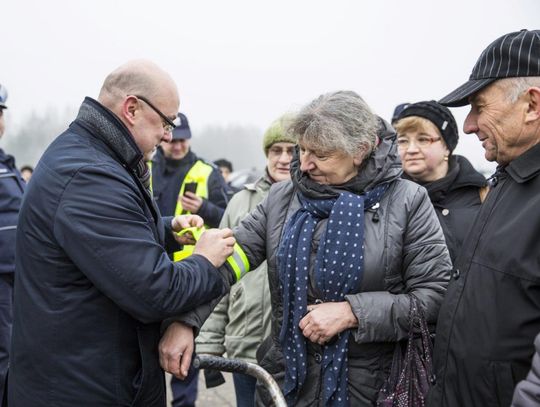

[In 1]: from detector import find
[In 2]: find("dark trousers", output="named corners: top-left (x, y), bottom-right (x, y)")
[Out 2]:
top-left (0, 275), bottom-right (13, 405)
top-left (233, 373), bottom-right (257, 407)
top-left (171, 366), bottom-right (199, 407)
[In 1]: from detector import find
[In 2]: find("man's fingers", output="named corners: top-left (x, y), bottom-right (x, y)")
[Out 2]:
top-left (179, 346), bottom-right (194, 378)
top-left (172, 215), bottom-right (204, 230)
top-left (220, 228), bottom-right (234, 238)
top-left (169, 354), bottom-right (182, 378)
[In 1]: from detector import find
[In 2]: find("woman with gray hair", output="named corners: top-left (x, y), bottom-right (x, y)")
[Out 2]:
top-left (186, 91), bottom-right (451, 406)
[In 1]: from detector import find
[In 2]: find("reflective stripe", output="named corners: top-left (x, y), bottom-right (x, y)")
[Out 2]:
top-left (175, 227), bottom-right (250, 281)
top-left (173, 161), bottom-right (213, 260)
top-left (0, 225), bottom-right (17, 232)
top-left (226, 243), bottom-right (250, 282)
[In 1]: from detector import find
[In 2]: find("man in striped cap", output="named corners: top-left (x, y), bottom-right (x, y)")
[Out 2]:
top-left (428, 30), bottom-right (540, 407)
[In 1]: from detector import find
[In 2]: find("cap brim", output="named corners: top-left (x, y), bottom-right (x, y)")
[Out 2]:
top-left (439, 78), bottom-right (496, 107)
top-left (171, 128), bottom-right (192, 140)
top-left (0, 104), bottom-right (7, 109)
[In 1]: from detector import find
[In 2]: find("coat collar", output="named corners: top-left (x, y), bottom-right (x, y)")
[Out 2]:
top-left (75, 97), bottom-right (143, 170)
top-left (505, 143), bottom-right (540, 183)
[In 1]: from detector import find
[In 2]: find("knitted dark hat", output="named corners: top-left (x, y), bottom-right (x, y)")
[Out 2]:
top-left (396, 100), bottom-right (459, 152)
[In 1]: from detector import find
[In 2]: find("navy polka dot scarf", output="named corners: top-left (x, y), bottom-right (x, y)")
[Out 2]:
top-left (278, 184), bottom-right (388, 406)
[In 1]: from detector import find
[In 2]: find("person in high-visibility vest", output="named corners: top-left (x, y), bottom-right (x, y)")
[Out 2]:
top-left (149, 112), bottom-right (228, 407)
top-left (151, 112), bottom-right (228, 262)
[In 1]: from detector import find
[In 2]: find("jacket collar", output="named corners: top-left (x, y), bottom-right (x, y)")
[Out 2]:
top-left (0, 149), bottom-right (15, 167)
top-left (75, 97), bottom-right (143, 170)
top-left (245, 169), bottom-right (273, 192)
top-left (505, 143), bottom-right (540, 183)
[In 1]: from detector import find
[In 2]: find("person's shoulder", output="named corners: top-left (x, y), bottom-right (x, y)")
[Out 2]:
top-left (41, 129), bottom-right (128, 183)
top-left (194, 156), bottom-right (218, 170)
top-left (387, 178), bottom-right (428, 205)
top-left (390, 178), bottom-right (423, 194)
top-left (454, 155), bottom-right (487, 186)
top-left (267, 179), bottom-right (294, 200)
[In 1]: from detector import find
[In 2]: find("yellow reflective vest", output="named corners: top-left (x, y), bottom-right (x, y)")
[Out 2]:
top-left (149, 159), bottom-right (214, 261)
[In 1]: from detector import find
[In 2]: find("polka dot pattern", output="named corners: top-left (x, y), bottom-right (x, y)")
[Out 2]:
top-left (277, 184), bottom-right (389, 406)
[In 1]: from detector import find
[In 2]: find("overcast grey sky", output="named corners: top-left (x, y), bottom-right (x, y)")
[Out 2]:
top-left (2, 0), bottom-right (539, 172)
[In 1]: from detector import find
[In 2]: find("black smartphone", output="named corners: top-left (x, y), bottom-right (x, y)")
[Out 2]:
top-left (183, 182), bottom-right (198, 195)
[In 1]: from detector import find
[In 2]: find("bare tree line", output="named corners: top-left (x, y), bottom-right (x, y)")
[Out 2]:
top-left (2, 107), bottom-right (266, 172)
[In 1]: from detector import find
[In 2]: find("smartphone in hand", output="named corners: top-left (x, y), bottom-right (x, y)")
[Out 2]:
top-left (183, 182), bottom-right (198, 196)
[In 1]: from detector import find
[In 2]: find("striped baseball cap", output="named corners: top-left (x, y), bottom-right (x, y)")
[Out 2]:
top-left (440, 29), bottom-right (540, 107)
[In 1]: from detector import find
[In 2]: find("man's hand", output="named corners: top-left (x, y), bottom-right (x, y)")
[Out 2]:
top-left (159, 322), bottom-right (195, 379)
top-left (298, 301), bottom-right (358, 345)
top-left (180, 192), bottom-right (203, 214)
top-left (171, 215), bottom-right (204, 245)
top-left (193, 228), bottom-right (235, 267)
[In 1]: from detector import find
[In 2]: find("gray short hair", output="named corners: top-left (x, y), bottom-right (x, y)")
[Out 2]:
top-left (287, 90), bottom-right (379, 157)
top-left (499, 76), bottom-right (540, 103)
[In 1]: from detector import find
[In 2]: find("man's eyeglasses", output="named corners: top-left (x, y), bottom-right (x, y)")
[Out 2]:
top-left (397, 136), bottom-right (442, 149)
top-left (133, 95), bottom-right (180, 133)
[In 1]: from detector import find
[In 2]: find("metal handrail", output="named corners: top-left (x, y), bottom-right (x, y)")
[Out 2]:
top-left (193, 354), bottom-right (287, 407)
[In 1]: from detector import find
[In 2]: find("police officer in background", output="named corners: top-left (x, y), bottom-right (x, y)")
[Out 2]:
top-left (151, 113), bottom-right (228, 232)
top-left (150, 113), bottom-right (228, 407)
top-left (0, 83), bottom-right (25, 403)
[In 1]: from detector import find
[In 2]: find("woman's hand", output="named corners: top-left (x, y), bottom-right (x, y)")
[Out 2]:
top-left (299, 301), bottom-right (358, 345)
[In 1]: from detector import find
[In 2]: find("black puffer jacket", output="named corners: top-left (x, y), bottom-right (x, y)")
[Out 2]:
top-left (407, 155), bottom-right (486, 264)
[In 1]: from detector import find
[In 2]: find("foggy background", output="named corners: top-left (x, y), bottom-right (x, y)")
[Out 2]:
top-left (2, 0), bottom-right (539, 174)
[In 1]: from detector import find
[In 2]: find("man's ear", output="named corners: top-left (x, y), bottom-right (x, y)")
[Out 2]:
top-left (524, 87), bottom-right (540, 124)
top-left (122, 96), bottom-right (139, 126)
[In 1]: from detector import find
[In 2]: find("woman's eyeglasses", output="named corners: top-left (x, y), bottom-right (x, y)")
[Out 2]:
top-left (397, 136), bottom-right (442, 149)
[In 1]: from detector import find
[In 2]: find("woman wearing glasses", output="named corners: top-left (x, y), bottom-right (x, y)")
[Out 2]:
top-left (394, 101), bottom-right (488, 264)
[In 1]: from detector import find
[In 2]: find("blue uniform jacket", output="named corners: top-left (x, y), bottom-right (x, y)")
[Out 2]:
top-left (0, 149), bottom-right (24, 275)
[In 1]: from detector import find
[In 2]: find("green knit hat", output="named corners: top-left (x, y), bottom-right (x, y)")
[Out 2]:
top-left (263, 113), bottom-right (297, 156)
